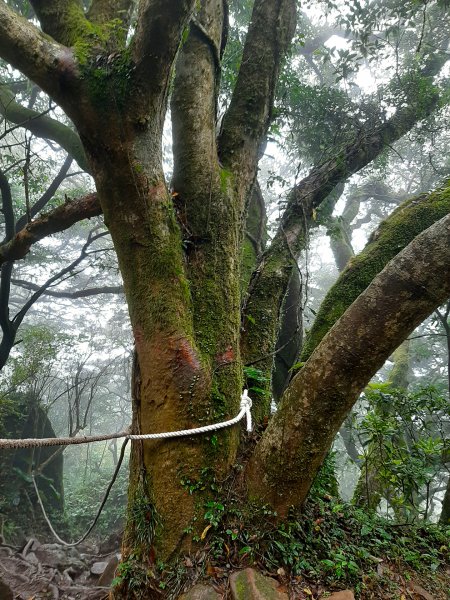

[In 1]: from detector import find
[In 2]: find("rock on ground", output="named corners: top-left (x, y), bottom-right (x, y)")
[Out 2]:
top-left (179, 583), bottom-right (222, 599)
top-left (230, 568), bottom-right (288, 599)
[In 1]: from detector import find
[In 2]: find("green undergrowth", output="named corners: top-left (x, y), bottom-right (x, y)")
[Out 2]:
top-left (156, 490), bottom-right (449, 598)
top-left (200, 497), bottom-right (449, 584)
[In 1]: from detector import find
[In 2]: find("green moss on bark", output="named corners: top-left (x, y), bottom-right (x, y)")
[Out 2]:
top-left (301, 186), bottom-right (450, 361)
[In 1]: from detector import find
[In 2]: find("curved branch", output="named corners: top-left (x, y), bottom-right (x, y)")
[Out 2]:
top-left (0, 229), bottom-right (105, 370)
top-left (0, 85), bottom-right (89, 172)
top-left (248, 210), bottom-right (450, 515)
top-left (301, 186), bottom-right (450, 361)
top-left (0, 2), bottom-right (79, 103)
top-left (0, 193), bottom-right (101, 266)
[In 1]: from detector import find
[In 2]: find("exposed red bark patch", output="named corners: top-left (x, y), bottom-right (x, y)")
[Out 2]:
top-left (216, 345), bottom-right (234, 365)
top-left (175, 338), bottom-right (201, 374)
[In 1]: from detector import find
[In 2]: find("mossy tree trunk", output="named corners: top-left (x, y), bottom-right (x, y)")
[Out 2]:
top-left (1, 2), bottom-right (450, 586)
top-left (0, 0), bottom-right (296, 566)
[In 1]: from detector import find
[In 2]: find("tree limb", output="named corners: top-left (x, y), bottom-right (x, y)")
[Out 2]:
top-left (0, 193), bottom-right (101, 266)
top-left (12, 230), bottom-right (107, 329)
top-left (130, 0), bottom-right (196, 100)
top-left (0, 2), bottom-right (79, 103)
top-left (247, 209), bottom-right (450, 515)
top-left (0, 167), bottom-right (15, 243)
top-left (0, 170), bottom-right (15, 352)
top-left (171, 0), bottom-right (224, 200)
top-left (218, 0), bottom-right (296, 190)
top-left (301, 186), bottom-right (450, 361)
top-left (0, 85), bottom-right (89, 172)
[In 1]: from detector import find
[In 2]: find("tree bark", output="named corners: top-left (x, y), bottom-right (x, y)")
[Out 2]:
top-left (241, 42), bottom-right (448, 386)
top-left (301, 187), bottom-right (450, 361)
top-left (247, 211), bottom-right (450, 516)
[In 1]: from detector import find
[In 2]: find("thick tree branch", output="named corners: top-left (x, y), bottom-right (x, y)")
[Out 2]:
top-left (87, 0), bottom-right (133, 28)
top-left (131, 0), bottom-right (196, 99)
top-left (0, 2), bottom-right (79, 103)
top-left (171, 0), bottom-right (224, 200)
top-left (29, 0), bottom-right (88, 47)
top-left (0, 193), bottom-right (101, 266)
top-left (247, 210), bottom-right (450, 515)
top-left (301, 186), bottom-right (450, 361)
top-left (218, 0), bottom-right (296, 188)
top-left (0, 85), bottom-right (89, 172)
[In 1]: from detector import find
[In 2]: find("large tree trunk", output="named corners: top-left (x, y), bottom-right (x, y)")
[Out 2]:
top-left (1, 4), bottom-right (450, 590)
top-left (0, 0), bottom-right (297, 566)
top-left (247, 212), bottom-right (450, 516)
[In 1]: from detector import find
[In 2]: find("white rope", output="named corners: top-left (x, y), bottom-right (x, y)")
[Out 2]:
top-left (0, 391), bottom-right (253, 449)
top-left (128, 389), bottom-right (252, 440)
top-left (23, 392), bottom-right (252, 547)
